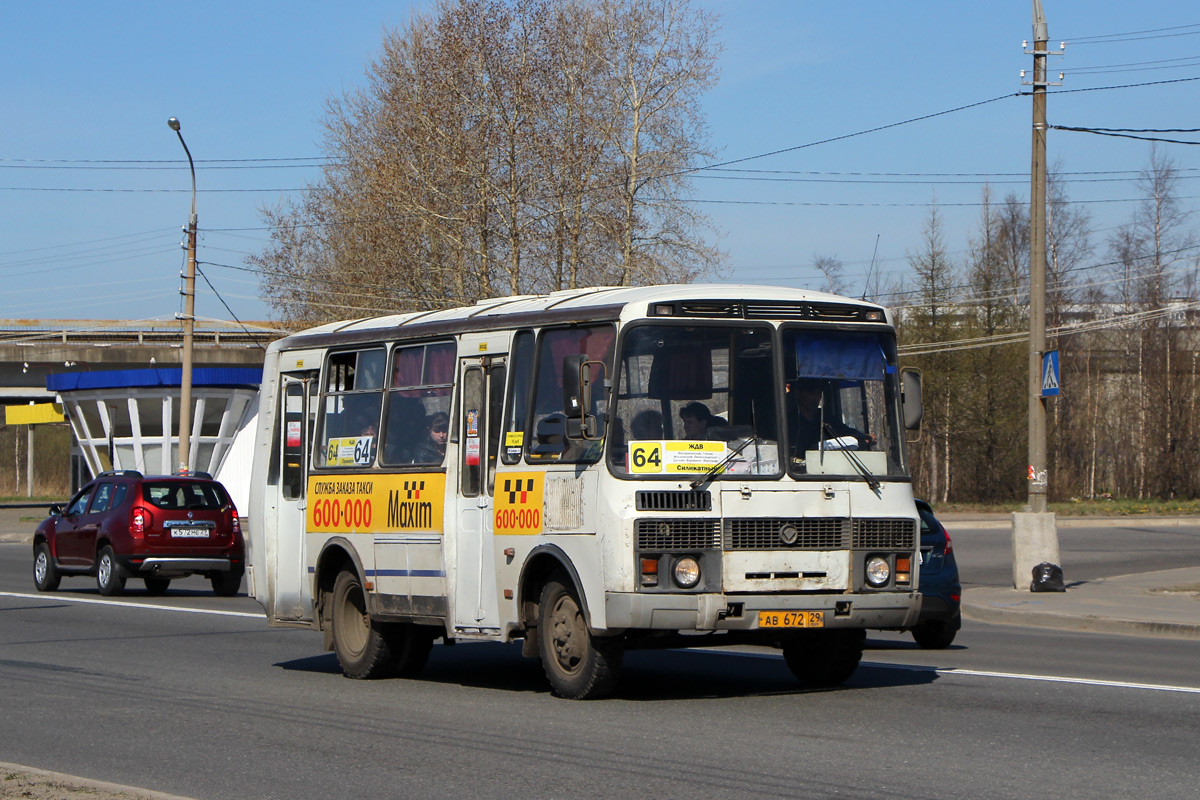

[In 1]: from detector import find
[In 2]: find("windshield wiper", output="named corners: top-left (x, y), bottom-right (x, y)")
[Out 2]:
top-left (822, 423), bottom-right (881, 494)
top-left (689, 435), bottom-right (757, 490)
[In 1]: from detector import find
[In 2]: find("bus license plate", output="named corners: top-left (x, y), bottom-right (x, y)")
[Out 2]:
top-left (758, 610), bottom-right (824, 628)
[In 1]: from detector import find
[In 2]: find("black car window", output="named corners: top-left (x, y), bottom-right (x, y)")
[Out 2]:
top-left (89, 483), bottom-right (115, 514)
top-left (142, 482), bottom-right (223, 511)
top-left (66, 488), bottom-right (93, 516)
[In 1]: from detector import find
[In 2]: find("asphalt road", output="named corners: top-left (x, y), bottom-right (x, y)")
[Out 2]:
top-left (2, 527), bottom-right (1200, 800)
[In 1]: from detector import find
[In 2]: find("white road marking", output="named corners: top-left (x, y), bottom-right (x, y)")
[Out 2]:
top-left (710, 649), bottom-right (1200, 695)
top-left (0, 590), bottom-right (263, 619)
top-left (863, 661), bottom-right (1200, 695)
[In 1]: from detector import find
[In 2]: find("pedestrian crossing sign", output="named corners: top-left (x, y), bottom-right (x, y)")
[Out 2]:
top-left (1041, 350), bottom-right (1060, 397)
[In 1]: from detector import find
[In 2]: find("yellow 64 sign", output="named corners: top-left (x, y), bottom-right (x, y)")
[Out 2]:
top-left (629, 442), bottom-right (664, 473)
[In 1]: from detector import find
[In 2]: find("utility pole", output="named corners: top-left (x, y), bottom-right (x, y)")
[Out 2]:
top-left (1012, 1), bottom-right (1063, 589)
top-left (168, 117), bottom-right (197, 476)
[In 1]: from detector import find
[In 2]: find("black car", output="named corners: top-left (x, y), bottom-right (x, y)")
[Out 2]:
top-left (910, 499), bottom-right (961, 648)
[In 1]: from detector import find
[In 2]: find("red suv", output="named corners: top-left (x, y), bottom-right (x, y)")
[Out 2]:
top-left (32, 471), bottom-right (244, 597)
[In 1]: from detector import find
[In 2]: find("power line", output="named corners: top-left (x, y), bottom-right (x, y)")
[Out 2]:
top-left (0, 186), bottom-right (300, 193)
top-left (194, 264), bottom-right (268, 350)
top-left (1050, 125), bottom-right (1200, 146)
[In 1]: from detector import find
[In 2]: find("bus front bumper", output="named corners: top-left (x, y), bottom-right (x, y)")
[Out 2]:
top-left (604, 591), bottom-right (921, 632)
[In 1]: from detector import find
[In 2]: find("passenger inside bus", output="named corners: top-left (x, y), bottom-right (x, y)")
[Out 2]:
top-left (678, 401), bottom-right (726, 440)
top-left (411, 412), bottom-right (449, 465)
top-left (630, 409), bottom-right (663, 440)
top-left (787, 378), bottom-right (875, 459)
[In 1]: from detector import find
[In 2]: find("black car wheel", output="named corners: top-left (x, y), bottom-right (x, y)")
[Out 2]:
top-left (96, 545), bottom-right (126, 596)
top-left (209, 570), bottom-right (242, 597)
top-left (782, 629), bottom-right (865, 688)
top-left (33, 542), bottom-right (61, 592)
top-left (912, 613), bottom-right (960, 649)
top-left (143, 577), bottom-right (172, 595)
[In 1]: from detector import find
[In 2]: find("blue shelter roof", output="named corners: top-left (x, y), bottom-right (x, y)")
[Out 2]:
top-left (47, 367), bottom-right (262, 392)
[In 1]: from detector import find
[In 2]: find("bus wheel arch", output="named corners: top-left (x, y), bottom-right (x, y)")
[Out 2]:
top-left (518, 546), bottom-right (592, 633)
top-left (314, 538), bottom-right (365, 648)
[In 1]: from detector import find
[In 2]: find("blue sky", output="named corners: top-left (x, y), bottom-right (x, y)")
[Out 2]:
top-left (2, 1), bottom-right (1197, 324)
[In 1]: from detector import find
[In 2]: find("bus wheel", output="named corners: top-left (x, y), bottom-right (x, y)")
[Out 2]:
top-left (537, 574), bottom-right (623, 699)
top-left (331, 569), bottom-right (394, 679)
top-left (782, 629), bottom-right (865, 688)
top-left (383, 624), bottom-right (434, 678)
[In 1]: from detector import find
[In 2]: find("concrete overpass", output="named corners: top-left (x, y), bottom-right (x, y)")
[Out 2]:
top-left (1, 318), bottom-right (284, 495)
top-left (0, 317), bottom-right (283, 403)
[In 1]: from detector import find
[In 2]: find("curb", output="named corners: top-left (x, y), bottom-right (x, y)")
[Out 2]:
top-left (0, 761), bottom-right (199, 800)
top-left (962, 601), bottom-right (1200, 640)
top-left (940, 516), bottom-right (1197, 530)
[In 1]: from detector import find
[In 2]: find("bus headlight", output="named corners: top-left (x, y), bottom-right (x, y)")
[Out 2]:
top-left (673, 556), bottom-right (701, 588)
top-left (865, 556), bottom-right (890, 587)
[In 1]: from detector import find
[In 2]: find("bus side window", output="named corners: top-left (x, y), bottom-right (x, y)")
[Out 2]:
top-left (281, 381), bottom-right (306, 499)
top-left (528, 324), bottom-right (614, 463)
top-left (318, 348), bottom-right (385, 469)
top-left (381, 341), bottom-right (455, 467)
top-left (461, 366), bottom-right (484, 497)
top-left (487, 363), bottom-right (506, 492)
top-left (501, 331), bottom-right (534, 465)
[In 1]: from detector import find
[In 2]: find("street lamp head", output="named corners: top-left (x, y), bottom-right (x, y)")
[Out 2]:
top-left (167, 117), bottom-right (181, 132)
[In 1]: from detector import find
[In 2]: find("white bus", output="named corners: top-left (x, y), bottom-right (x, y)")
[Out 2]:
top-left (246, 284), bottom-right (924, 699)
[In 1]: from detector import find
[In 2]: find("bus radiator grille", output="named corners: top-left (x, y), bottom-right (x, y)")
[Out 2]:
top-left (635, 490), bottom-right (712, 511)
top-left (724, 518), bottom-right (851, 550)
top-left (635, 519), bottom-right (721, 550)
top-left (851, 518), bottom-right (917, 549)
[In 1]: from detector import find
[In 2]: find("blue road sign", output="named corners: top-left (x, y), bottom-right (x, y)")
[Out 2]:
top-left (1041, 350), bottom-right (1060, 397)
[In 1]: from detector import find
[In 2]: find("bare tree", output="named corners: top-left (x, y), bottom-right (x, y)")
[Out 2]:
top-left (811, 253), bottom-right (847, 295)
top-left (252, 0), bottom-right (724, 326)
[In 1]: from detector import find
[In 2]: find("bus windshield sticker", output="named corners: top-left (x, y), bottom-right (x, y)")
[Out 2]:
top-left (325, 436), bottom-right (374, 467)
top-left (628, 440), bottom-right (727, 474)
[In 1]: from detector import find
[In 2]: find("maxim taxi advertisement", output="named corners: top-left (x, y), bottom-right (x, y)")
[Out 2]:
top-left (307, 474), bottom-right (446, 534)
top-left (493, 472), bottom-right (543, 535)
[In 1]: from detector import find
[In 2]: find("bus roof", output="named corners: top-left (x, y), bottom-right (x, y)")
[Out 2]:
top-left (275, 284), bottom-right (892, 351)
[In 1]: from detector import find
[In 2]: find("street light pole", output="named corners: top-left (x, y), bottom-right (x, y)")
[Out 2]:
top-left (1011, 1), bottom-right (1062, 590)
top-left (168, 117), bottom-right (197, 475)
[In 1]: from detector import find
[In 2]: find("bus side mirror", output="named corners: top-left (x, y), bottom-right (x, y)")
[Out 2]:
top-left (562, 355), bottom-right (604, 440)
top-left (562, 355), bottom-right (590, 416)
top-left (901, 368), bottom-right (923, 431)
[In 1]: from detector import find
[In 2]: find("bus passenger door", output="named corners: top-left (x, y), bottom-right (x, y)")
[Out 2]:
top-left (275, 373), bottom-right (318, 622)
top-left (454, 357), bottom-right (505, 631)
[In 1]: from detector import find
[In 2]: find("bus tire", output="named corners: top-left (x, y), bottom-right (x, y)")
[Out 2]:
top-left (537, 574), bottom-right (623, 699)
top-left (383, 624), bottom-right (435, 678)
top-left (782, 629), bottom-right (864, 688)
top-left (331, 569), bottom-right (394, 680)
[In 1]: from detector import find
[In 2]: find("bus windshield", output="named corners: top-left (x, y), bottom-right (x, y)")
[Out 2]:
top-left (609, 324), bottom-right (779, 477)
top-left (781, 328), bottom-right (906, 480)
